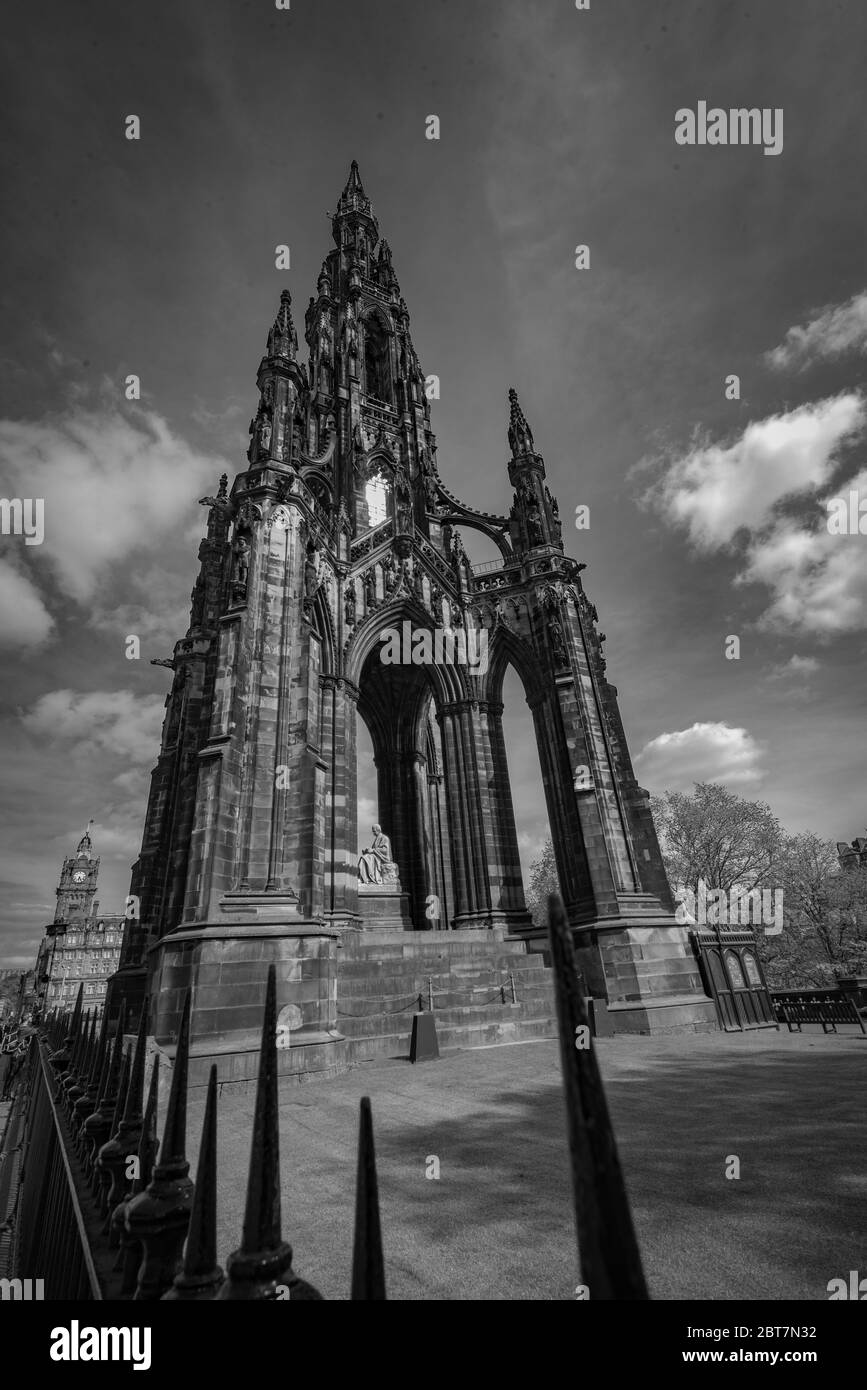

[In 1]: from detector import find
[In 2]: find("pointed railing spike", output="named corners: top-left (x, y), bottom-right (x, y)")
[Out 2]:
top-left (105, 1000), bottom-right (150, 1231)
top-left (217, 964), bottom-right (322, 1299)
top-left (546, 894), bottom-right (649, 1300)
top-left (126, 992), bottom-right (194, 1300)
top-left (97, 1044), bottom-right (132, 1220)
top-left (117, 1055), bottom-right (160, 1288)
top-left (64, 1010), bottom-right (94, 1115)
top-left (83, 1004), bottom-right (126, 1180)
top-left (164, 1064), bottom-right (224, 1300)
top-left (62, 1005), bottom-right (88, 1107)
top-left (73, 1010), bottom-right (110, 1150)
top-left (351, 1096), bottom-right (386, 1300)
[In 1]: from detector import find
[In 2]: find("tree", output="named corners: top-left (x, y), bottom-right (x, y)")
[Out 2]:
top-left (525, 839), bottom-right (560, 926)
top-left (762, 835), bottom-right (867, 987)
top-left (650, 782), bottom-right (784, 897)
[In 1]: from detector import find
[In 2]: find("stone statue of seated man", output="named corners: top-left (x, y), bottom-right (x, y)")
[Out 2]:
top-left (357, 824), bottom-right (398, 885)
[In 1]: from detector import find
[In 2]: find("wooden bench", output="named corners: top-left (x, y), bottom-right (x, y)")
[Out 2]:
top-left (771, 989), bottom-right (866, 1034)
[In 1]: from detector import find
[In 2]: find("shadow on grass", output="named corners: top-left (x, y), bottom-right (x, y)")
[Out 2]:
top-left (193, 1037), bottom-right (866, 1301)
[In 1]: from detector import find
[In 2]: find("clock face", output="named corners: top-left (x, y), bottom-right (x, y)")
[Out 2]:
top-left (72, 871), bottom-right (87, 883)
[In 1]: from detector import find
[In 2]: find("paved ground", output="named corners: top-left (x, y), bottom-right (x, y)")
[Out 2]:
top-left (181, 1028), bottom-right (866, 1301)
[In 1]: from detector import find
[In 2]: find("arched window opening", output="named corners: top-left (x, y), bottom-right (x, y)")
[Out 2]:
top-left (501, 664), bottom-right (554, 925)
top-left (364, 316), bottom-right (392, 403)
top-left (365, 471), bottom-right (390, 528)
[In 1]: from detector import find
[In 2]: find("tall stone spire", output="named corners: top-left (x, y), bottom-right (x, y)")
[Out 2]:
top-left (335, 159), bottom-right (375, 225)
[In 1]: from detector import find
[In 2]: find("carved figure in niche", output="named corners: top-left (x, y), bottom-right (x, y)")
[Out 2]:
top-left (527, 503), bottom-right (544, 546)
top-left (394, 464), bottom-right (410, 500)
top-left (548, 616), bottom-right (568, 666)
top-left (424, 473), bottom-right (439, 510)
top-left (450, 600), bottom-right (464, 628)
top-left (362, 568), bottom-right (377, 608)
top-left (344, 583), bottom-right (357, 626)
top-left (357, 824), bottom-right (397, 885)
top-left (189, 574), bottom-right (205, 629)
top-left (413, 563), bottom-right (426, 602)
top-left (348, 314), bottom-right (360, 358)
top-left (257, 411), bottom-right (272, 454)
top-left (383, 550), bottom-right (399, 594)
top-left (232, 535), bottom-right (251, 600)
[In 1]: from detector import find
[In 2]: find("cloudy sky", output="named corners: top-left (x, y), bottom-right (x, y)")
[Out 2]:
top-left (1, 0), bottom-right (865, 967)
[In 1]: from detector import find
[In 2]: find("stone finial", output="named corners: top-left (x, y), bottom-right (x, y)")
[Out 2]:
top-left (507, 386), bottom-right (535, 459)
top-left (546, 894), bottom-right (649, 1300)
top-left (266, 288), bottom-right (298, 361)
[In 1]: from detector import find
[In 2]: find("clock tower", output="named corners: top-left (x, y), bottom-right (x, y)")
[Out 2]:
top-left (54, 823), bottom-right (100, 923)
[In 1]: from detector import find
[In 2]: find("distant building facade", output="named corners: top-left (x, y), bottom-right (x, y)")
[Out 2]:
top-left (35, 827), bottom-right (128, 1018)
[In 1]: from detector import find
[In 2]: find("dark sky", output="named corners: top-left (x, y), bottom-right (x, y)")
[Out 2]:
top-left (1, 0), bottom-right (866, 966)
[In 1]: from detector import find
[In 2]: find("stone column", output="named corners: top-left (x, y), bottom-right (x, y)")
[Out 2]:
top-left (321, 677), bottom-right (362, 929)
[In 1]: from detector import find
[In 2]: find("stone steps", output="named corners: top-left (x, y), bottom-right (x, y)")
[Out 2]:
top-left (346, 1013), bottom-right (559, 1062)
top-left (337, 961), bottom-right (549, 994)
top-left (336, 930), bottom-right (558, 1062)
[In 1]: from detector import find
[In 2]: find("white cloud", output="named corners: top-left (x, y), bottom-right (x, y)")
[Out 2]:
top-left (0, 407), bottom-right (229, 605)
top-left (635, 722), bottom-right (766, 792)
top-left (19, 689), bottom-right (165, 766)
top-left (642, 394), bottom-right (865, 551)
top-left (766, 291), bottom-right (867, 370)
top-left (765, 655), bottom-right (820, 680)
top-left (86, 814), bottom-right (145, 859)
top-left (0, 557), bottom-right (55, 649)
top-left (738, 502), bottom-right (867, 636)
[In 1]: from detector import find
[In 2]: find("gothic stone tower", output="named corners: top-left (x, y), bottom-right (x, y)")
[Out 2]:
top-left (109, 162), bottom-right (717, 1062)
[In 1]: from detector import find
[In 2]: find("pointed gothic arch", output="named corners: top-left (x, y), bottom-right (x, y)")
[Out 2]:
top-left (362, 307), bottom-right (393, 404)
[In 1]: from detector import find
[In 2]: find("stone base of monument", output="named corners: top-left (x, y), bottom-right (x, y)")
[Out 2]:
top-left (356, 880), bottom-right (414, 930)
top-left (148, 920), bottom-right (349, 1087)
top-left (515, 902), bottom-right (720, 1036)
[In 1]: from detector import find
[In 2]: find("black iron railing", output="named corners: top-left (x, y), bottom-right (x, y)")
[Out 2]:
top-left (13, 1033), bottom-right (102, 1298)
top-left (3, 897), bottom-right (648, 1301)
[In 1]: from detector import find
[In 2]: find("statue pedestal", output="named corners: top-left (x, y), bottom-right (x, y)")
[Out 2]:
top-left (357, 880), bottom-right (414, 931)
